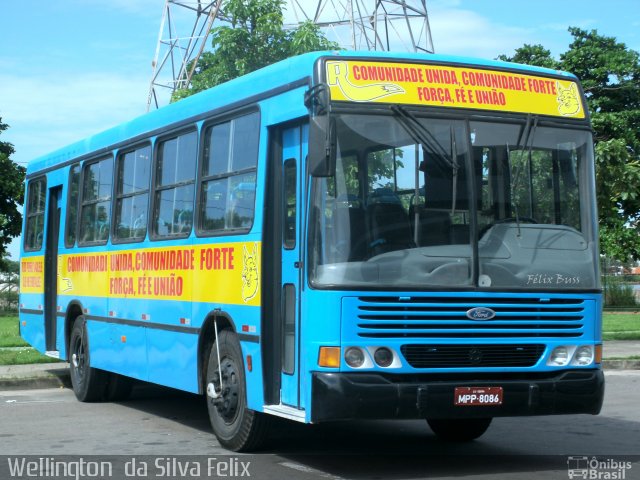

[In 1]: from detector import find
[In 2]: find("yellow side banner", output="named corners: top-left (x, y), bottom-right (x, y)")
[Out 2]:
top-left (20, 256), bottom-right (45, 294)
top-left (325, 60), bottom-right (585, 119)
top-left (57, 242), bottom-right (261, 307)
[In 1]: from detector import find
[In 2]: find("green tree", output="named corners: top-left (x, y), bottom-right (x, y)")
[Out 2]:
top-left (173, 0), bottom-right (339, 100)
top-left (0, 255), bottom-right (19, 313)
top-left (0, 118), bottom-right (26, 262)
top-left (497, 44), bottom-right (559, 69)
top-left (499, 28), bottom-right (640, 261)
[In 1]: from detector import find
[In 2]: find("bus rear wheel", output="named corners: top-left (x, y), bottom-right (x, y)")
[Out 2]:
top-left (427, 418), bottom-right (492, 442)
top-left (205, 330), bottom-right (270, 451)
top-left (69, 317), bottom-right (108, 402)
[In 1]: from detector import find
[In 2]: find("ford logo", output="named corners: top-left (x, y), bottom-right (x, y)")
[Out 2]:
top-left (466, 307), bottom-right (496, 321)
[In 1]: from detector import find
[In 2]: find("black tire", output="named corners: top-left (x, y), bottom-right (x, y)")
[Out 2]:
top-left (205, 330), bottom-right (270, 451)
top-left (69, 317), bottom-right (108, 402)
top-left (104, 373), bottom-right (134, 402)
top-left (427, 418), bottom-right (492, 442)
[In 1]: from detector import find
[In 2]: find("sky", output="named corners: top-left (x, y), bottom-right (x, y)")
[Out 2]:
top-left (1, 0), bottom-right (639, 259)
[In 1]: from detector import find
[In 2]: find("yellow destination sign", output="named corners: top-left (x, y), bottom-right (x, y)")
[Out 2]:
top-left (20, 242), bottom-right (262, 308)
top-left (325, 60), bottom-right (585, 119)
top-left (20, 256), bottom-right (44, 294)
top-left (56, 242), bottom-right (262, 306)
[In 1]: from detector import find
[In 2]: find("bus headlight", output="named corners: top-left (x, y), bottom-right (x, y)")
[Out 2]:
top-left (548, 346), bottom-right (570, 366)
top-left (344, 347), bottom-right (365, 368)
top-left (373, 347), bottom-right (394, 367)
top-left (572, 346), bottom-right (594, 366)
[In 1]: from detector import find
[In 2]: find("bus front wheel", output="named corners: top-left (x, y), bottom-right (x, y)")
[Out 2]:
top-left (427, 418), bottom-right (492, 442)
top-left (205, 330), bottom-right (270, 451)
top-left (69, 317), bottom-right (108, 402)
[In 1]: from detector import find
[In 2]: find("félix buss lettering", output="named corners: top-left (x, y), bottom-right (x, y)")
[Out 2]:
top-left (527, 273), bottom-right (580, 285)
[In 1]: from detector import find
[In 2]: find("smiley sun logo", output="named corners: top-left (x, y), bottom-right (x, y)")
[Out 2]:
top-left (241, 243), bottom-right (259, 303)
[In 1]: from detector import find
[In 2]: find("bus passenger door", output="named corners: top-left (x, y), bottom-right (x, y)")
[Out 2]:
top-left (44, 186), bottom-right (62, 353)
top-left (279, 125), bottom-right (304, 408)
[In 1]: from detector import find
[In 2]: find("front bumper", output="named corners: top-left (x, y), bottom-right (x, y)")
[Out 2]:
top-left (311, 370), bottom-right (604, 422)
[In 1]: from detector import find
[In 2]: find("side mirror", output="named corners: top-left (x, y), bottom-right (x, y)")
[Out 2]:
top-left (308, 114), bottom-right (336, 177)
top-left (305, 84), bottom-right (335, 177)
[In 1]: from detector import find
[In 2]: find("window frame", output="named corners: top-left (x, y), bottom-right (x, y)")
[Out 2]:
top-left (150, 127), bottom-right (198, 241)
top-left (78, 155), bottom-right (114, 247)
top-left (112, 142), bottom-right (152, 244)
top-left (23, 176), bottom-right (47, 252)
top-left (64, 163), bottom-right (81, 248)
top-left (283, 157), bottom-right (297, 250)
top-left (195, 109), bottom-right (261, 238)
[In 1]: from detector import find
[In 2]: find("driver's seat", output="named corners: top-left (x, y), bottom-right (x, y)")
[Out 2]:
top-left (366, 188), bottom-right (414, 256)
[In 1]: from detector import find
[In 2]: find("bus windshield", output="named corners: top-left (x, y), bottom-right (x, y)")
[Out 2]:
top-left (309, 113), bottom-right (598, 290)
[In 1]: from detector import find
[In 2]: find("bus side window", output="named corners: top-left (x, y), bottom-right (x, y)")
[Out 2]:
top-left (65, 165), bottom-right (80, 247)
top-left (283, 158), bottom-right (296, 249)
top-left (24, 177), bottom-right (47, 251)
top-left (199, 112), bottom-right (259, 234)
top-left (79, 157), bottom-right (112, 245)
top-left (153, 131), bottom-right (197, 238)
top-left (114, 145), bottom-right (151, 242)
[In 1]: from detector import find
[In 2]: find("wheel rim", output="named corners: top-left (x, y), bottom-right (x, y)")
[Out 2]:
top-left (210, 356), bottom-right (240, 425)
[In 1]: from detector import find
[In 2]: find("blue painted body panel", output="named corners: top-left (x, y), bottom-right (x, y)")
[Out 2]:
top-left (19, 309), bottom-right (46, 352)
top-left (19, 50), bottom-right (595, 425)
top-left (89, 320), bottom-right (148, 380)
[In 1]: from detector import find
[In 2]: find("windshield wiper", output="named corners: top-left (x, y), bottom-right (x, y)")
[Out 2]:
top-left (391, 105), bottom-right (460, 220)
top-left (390, 105), bottom-right (456, 169)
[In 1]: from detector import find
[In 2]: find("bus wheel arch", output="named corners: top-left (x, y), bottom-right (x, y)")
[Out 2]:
top-left (198, 311), bottom-right (236, 394)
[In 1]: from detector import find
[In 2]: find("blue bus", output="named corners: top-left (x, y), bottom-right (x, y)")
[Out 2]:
top-left (19, 51), bottom-right (604, 451)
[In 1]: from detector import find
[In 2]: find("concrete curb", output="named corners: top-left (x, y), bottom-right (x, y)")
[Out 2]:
top-left (602, 359), bottom-right (640, 370)
top-left (0, 363), bottom-right (71, 391)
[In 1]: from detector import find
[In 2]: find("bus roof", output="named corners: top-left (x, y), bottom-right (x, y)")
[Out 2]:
top-left (26, 50), bottom-right (577, 176)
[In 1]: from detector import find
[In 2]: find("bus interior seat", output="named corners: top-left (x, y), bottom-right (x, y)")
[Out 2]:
top-left (331, 195), bottom-right (367, 262)
top-left (409, 205), bottom-right (451, 246)
top-left (366, 188), bottom-right (414, 255)
top-left (450, 224), bottom-right (470, 244)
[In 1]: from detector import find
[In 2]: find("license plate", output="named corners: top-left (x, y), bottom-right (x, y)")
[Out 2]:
top-left (454, 386), bottom-right (503, 406)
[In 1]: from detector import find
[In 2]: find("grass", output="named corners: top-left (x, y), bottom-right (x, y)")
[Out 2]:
top-left (0, 316), bottom-right (59, 365)
top-left (602, 313), bottom-right (640, 331)
top-left (602, 313), bottom-right (640, 340)
top-left (0, 348), bottom-right (59, 366)
top-left (0, 316), bottom-right (29, 347)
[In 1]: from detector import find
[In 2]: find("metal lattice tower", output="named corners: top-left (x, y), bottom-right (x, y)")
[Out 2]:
top-left (284, 0), bottom-right (434, 54)
top-left (147, 0), bottom-right (222, 112)
top-left (147, 0), bottom-right (434, 110)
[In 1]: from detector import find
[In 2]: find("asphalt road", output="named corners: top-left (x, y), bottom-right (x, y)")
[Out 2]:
top-left (1, 371), bottom-right (639, 480)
